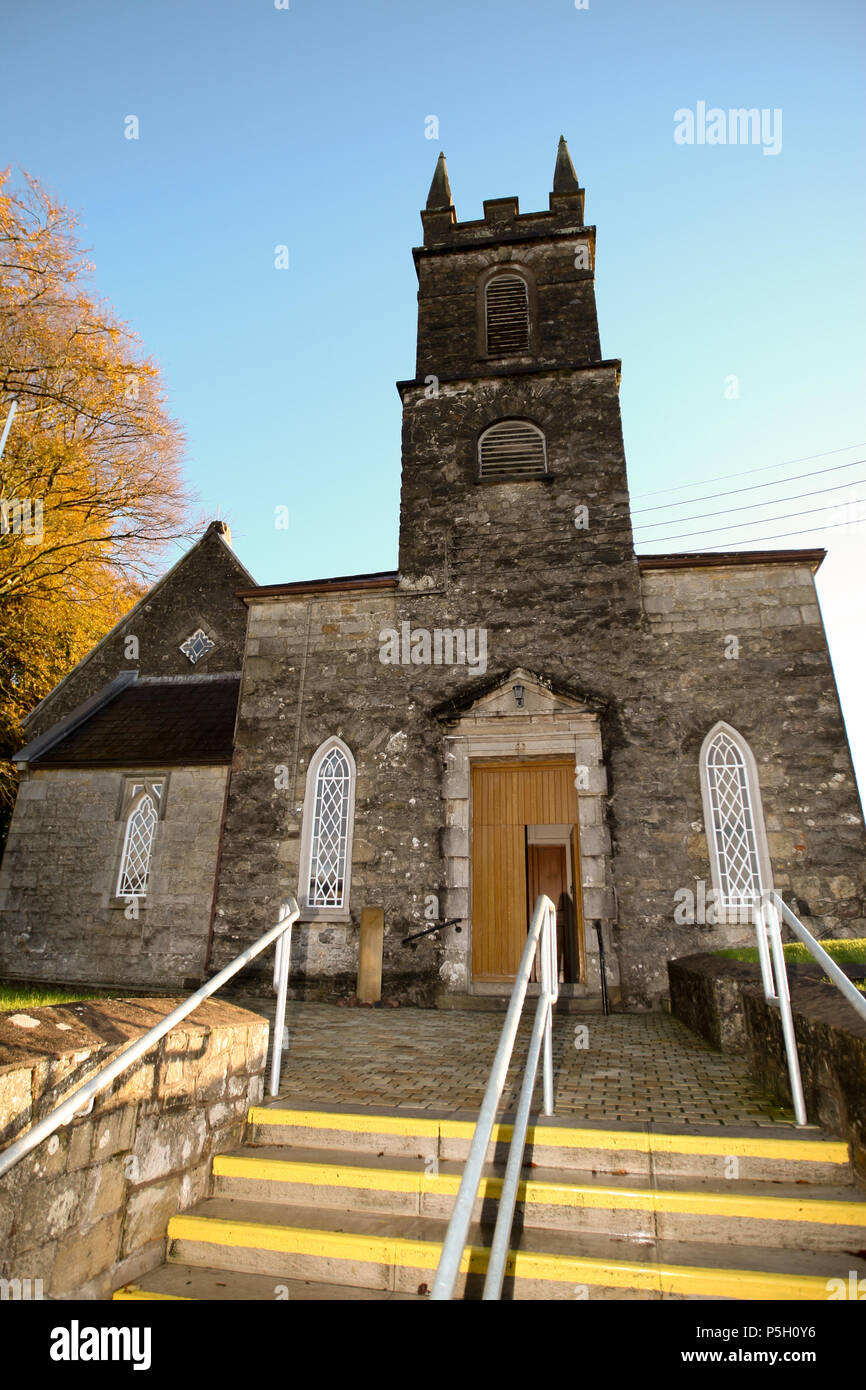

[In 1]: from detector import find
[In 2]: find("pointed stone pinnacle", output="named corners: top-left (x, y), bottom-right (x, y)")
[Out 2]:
top-left (553, 135), bottom-right (580, 194)
top-left (425, 152), bottom-right (453, 210)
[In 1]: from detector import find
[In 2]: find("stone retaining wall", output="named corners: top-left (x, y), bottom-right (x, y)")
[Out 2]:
top-left (0, 997), bottom-right (268, 1299)
top-left (669, 953), bottom-right (866, 1173)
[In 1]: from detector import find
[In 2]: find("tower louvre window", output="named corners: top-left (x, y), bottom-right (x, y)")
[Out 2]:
top-left (478, 420), bottom-right (547, 481)
top-left (484, 274), bottom-right (530, 355)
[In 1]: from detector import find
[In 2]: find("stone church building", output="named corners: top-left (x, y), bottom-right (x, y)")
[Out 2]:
top-left (1, 140), bottom-right (864, 1009)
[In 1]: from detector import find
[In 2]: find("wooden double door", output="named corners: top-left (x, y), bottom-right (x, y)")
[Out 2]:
top-left (470, 760), bottom-right (585, 984)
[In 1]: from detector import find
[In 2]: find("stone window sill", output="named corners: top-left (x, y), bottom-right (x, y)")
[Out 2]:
top-left (298, 909), bottom-right (352, 924)
top-left (475, 473), bottom-right (555, 487)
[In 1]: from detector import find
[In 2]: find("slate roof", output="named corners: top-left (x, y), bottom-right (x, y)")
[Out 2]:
top-left (33, 675), bottom-right (240, 767)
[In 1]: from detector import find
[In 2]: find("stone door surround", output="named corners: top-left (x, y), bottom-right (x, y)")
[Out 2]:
top-left (436, 669), bottom-right (616, 995)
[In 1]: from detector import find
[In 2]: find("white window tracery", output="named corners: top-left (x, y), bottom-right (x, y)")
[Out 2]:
top-left (700, 724), bottom-right (772, 913)
top-left (117, 781), bottom-right (163, 897)
top-left (180, 628), bottom-right (215, 664)
top-left (299, 739), bottom-right (356, 916)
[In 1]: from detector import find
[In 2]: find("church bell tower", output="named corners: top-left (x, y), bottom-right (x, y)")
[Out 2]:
top-left (396, 138), bottom-right (642, 628)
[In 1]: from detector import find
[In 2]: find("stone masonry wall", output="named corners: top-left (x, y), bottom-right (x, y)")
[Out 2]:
top-left (610, 563), bottom-right (866, 1005)
top-left (398, 368), bottom-right (642, 626)
top-left (669, 954), bottom-right (866, 1172)
top-left (414, 233), bottom-right (601, 380)
top-left (213, 554), bottom-right (866, 1010)
top-left (213, 588), bottom-right (448, 1002)
top-left (23, 524), bottom-right (250, 741)
top-left (0, 998), bottom-right (267, 1299)
top-left (0, 765), bottom-right (228, 989)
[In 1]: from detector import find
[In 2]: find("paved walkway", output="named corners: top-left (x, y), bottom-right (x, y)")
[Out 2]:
top-left (257, 1002), bottom-right (795, 1128)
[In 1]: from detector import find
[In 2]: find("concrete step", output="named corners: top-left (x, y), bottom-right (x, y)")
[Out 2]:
top-left (210, 1144), bottom-right (866, 1250)
top-left (155, 1196), bottom-right (866, 1300)
top-left (115, 1265), bottom-right (421, 1301)
top-left (247, 1103), bottom-right (852, 1184)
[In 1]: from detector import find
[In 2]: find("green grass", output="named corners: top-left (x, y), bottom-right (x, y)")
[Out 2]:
top-left (715, 939), bottom-right (866, 993)
top-left (0, 983), bottom-right (116, 1014)
top-left (716, 938), bottom-right (866, 965)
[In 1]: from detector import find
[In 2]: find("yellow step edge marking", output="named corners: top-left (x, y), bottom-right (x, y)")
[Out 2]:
top-left (213, 1154), bottom-right (866, 1226)
top-left (646, 1132), bottom-right (847, 1162)
top-left (113, 1286), bottom-right (190, 1301)
top-left (215, 1152), bottom-right (444, 1196)
top-left (246, 1107), bottom-right (849, 1165)
top-left (167, 1214), bottom-right (835, 1300)
top-left (248, 1108), bottom-right (448, 1140)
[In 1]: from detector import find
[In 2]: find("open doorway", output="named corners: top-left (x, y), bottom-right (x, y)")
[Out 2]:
top-left (470, 759), bottom-right (586, 987)
top-left (527, 825), bottom-right (585, 984)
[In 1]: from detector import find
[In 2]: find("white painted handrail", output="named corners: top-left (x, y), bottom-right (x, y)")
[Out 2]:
top-left (0, 898), bottom-right (299, 1181)
top-left (774, 894), bottom-right (866, 1021)
top-left (270, 914), bottom-right (294, 1096)
top-left (752, 890), bottom-right (866, 1129)
top-left (431, 894), bottom-right (558, 1301)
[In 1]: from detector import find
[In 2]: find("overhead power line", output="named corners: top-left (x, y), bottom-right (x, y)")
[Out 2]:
top-left (632, 457), bottom-right (866, 515)
top-left (631, 442), bottom-right (866, 501)
top-left (633, 474), bottom-right (866, 533)
top-left (637, 513), bottom-right (866, 552)
top-left (634, 496), bottom-right (866, 546)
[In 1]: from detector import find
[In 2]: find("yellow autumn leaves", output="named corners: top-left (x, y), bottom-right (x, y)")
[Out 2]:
top-left (0, 168), bottom-right (197, 837)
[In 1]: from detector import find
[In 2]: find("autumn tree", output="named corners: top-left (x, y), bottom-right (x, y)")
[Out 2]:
top-left (0, 167), bottom-right (197, 844)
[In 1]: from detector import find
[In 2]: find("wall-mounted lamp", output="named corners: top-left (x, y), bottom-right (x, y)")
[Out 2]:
top-left (512, 683), bottom-right (525, 709)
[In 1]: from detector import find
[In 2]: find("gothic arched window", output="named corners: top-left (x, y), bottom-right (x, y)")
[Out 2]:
top-left (699, 723), bottom-right (772, 915)
top-left (478, 419), bottom-right (547, 481)
top-left (299, 738), bottom-right (356, 918)
top-left (117, 781), bottom-right (164, 897)
top-left (484, 272), bottom-right (530, 355)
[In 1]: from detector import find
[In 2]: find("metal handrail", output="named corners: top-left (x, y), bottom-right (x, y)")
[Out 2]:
top-left (0, 897), bottom-right (300, 1181)
top-left (593, 920), bottom-right (611, 1017)
top-left (401, 918), bottom-right (463, 946)
top-left (774, 894), bottom-right (866, 1019)
top-left (430, 894), bottom-right (558, 1301)
top-left (752, 890), bottom-right (866, 1128)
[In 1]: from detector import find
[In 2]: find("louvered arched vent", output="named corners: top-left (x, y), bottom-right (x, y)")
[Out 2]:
top-left (478, 420), bottom-right (547, 481)
top-left (485, 274), bottom-right (530, 355)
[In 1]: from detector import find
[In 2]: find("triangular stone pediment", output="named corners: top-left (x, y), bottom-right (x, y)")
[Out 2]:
top-left (433, 668), bottom-right (602, 721)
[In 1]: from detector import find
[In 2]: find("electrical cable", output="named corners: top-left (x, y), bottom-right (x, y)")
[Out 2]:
top-left (631, 442), bottom-right (866, 500)
top-left (637, 514), bottom-right (866, 551)
top-left (633, 474), bottom-right (866, 532)
top-left (632, 457), bottom-right (866, 515)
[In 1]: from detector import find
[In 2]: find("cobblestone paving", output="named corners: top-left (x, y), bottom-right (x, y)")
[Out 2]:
top-left (259, 1002), bottom-right (794, 1127)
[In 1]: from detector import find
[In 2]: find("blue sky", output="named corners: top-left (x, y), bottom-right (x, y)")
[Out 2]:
top-left (3, 0), bottom-right (865, 796)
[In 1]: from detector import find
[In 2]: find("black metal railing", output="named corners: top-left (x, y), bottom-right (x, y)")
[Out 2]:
top-left (401, 918), bottom-right (462, 947)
